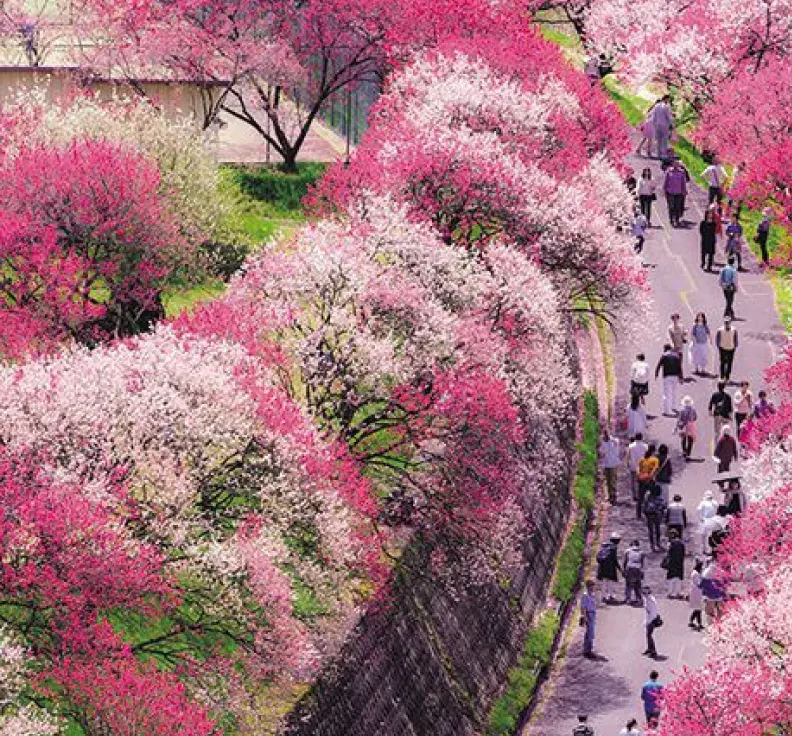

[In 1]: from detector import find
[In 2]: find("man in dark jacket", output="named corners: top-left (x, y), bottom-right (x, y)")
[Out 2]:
top-left (655, 344), bottom-right (684, 416)
top-left (596, 532), bottom-right (623, 603)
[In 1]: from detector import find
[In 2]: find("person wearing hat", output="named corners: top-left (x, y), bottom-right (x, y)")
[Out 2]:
top-left (715, 316), bottom-right (739, 382)
top-left (713, 425), bottom-right (738, 475)
top-left (596, 532), bottom-right (623, 603)
top-left (677, 396), bottom-right (698, 460)
top-left (697, 490), bottom-right (719, 555)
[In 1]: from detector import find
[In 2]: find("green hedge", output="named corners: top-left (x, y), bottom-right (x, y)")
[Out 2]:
top-left (486, 390), bottom-right (600, 735)
top-left (229, 163), bottom-right (327, 213)
top-left (487, 611), bottom-right (560, 736)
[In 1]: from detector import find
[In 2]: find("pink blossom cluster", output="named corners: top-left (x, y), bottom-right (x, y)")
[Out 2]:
top-left (655, 345), bottom-right (792, 731)
top-left (0, 7), bottom-right (647, 733)
top-left (585, 0), bottom-right (792, 229)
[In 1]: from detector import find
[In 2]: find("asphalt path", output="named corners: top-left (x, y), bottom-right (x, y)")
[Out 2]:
top-left (529, 151), bottom-right (786, 735)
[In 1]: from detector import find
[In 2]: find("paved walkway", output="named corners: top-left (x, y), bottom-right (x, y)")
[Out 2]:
top-left (530, 152), bottom-right (787, 734)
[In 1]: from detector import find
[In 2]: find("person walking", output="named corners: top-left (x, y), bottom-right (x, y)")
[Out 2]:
top-left (709, 381), bottom-right (733, 438)
top-left (690, 312), bottom-right (711, 375)
top-left (652, 96), bottom-right (674, 159)
top-left (663, 158), bottom-right (687, 227)
top-left (677, 396), bottom-right (698, 459)
top-left (664, 529), bottom-right (686, 598)
top-left (697, 490), bottom-right (719, 555)
top-left (716, 316), bottom-right (738, 382)
top-left (627, 433), bottom-right (648, 502)
top-left (631, 206), bottom-right (649, 253)
top-left (655, 344), bottom-right (684, 416)
top-left (637, 168), bottom-right (656, 225)
top-left (666, 493), bottom-right (687, 539)
top-left (713, 425), bottom-right (739, 474)
top-left (654, 444), bottom-right (672, 505)
top-left (754, 389), bottom-right (776, 419)
top-left (643, 486), bottom-right (666, 552)
top-left (630, 353), bottom-right (650, 403)
top-left (699, 208), bottom-right (717, 271)
top-left (640, 670), bottom-right (663, 726)
top-left (755, 207), bottom-right (772, 267)
top-left (636, 444), bottom-right (659, 520)
top-left (599, 430), bottom-right (622, 505)
top-left (724, 478), bottom-right (747, 515)
top-left (718, 256), bottom-right (739, 318)
top-left (580, 580), bottom-right (597, 658)
top-left (573, 715), bottom-right (595, 736)
top-left (626, 393), bottom-right (647, 439)
top-left (734, 380), bottom-right (754, 436)
top-left (596, 532), bottom-right (622, 603)
top-left (642, 589), bottom-right (662, 659)
top-left (725, 214), bottom-right (744, 271)
top-left (703, 156), bottom-right (727, 204)
top-left (667, 313), bottom-right (687, 354)
top-left (624, 540), bottom-right (645, 605)
top-left (619, 719), bottom-right (643, 735)
top-left (636, 105), bottom-right (657, 157)
top-left (688, 559), bottom-right (705, 630)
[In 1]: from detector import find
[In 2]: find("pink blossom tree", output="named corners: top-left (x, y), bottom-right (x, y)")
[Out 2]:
top-left (0, 139), bottom-right (186, 357)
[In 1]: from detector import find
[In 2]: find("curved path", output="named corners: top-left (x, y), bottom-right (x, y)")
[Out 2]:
top-left (530, 151), bottom-right (786, 734)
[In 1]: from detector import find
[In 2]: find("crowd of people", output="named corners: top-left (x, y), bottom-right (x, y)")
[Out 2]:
top-left (573, 100), bottom-right (778, 733)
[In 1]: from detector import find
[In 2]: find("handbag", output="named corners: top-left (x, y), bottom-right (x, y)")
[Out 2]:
top-left (660, 555), bottom-right (669, 570)
top-left (650, 193), bottom-right (657, 201)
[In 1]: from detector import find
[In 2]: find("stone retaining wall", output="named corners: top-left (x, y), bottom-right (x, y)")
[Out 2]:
top-left (283, 414), bottom-right (578, 736)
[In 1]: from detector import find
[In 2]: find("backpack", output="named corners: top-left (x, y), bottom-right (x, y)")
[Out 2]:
top-left (721, 266), bottom-right (736, 288)
top-left (596, 545), bottom-right (612, 565)
top-left (644, 494), bottom-right (665, 518)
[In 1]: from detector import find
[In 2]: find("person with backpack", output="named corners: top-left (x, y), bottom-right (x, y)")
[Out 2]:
top-left (718, 256), bottom-right (739, 319)
top-left (596, 532), bottom-right (622, 603)
top-left (709, 382), bottom-right (733, 438)
top-left (630, 353), bottom-right (650, 403)
top-left (715, 316), bottom-right (739, 382)
top-left (665, 494), bottom-right (687, 539)
top-left (655, 344), bottom-right (684, 417)
top-left (580, 580), bottom-right (597, 659)
top-left (643, 486), bottom-right (666, 552)
top-left (623, 540), bottom-right (645, 605)
top-left (573, 714), bottom-right (595, 736)
top-left (654, 444), bottom-right (672, 505)
top-left (640, 670), bottom-right (663, 725)
top-left (636, 444), bottom-right (659, 520)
